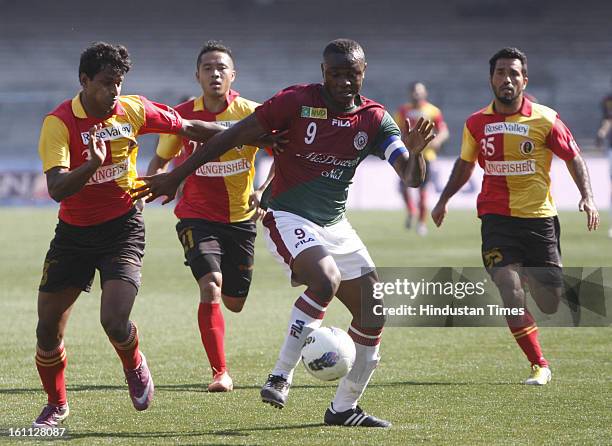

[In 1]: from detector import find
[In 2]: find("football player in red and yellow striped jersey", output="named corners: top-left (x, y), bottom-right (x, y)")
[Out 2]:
top-left (33, 42), bottom-right (232, 427)
top-left (146, 41), bottom-right (273, 393)
top-left (395, 82), bottom-right (449, 234)
top-left (432, 48), bottom-right (599, 385)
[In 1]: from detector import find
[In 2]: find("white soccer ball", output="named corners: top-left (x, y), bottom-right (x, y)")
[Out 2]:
top-left (301, 327), bottom-right (356, 381)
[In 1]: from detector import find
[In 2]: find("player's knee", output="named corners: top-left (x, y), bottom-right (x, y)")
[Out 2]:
top-left (492, 270), bottom-right (524, 304)
top-left (100, 316), bottom-right (129, 342)
top-left (35, 321), bottom-right (61, 348)
top-left (533, 287), bottom-right (562, 314)
top-left (310, 270), bottom-right (341, 301)
top-left (198, 273), bottom-right (222, 303)
top-left (223, 296), bottom-right (246, 313)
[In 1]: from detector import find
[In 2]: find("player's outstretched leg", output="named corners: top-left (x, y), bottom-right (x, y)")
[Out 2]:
top-left (33, 341), bottom-right (70, 427)
top-left (493, 266), bottom-right (551, 385)
top-left (261, 246), bottom-right (339, 409)
top-left (108, 321), bottom-right (155, 409)
top-left (260, 289), bottom-right (333, 408)
top-left (196, 272), bottom-right (233, 392)
top-left (324, 323), bottom-right (390, 427)
top-left (102, 280), bottom-right (154, 410)
top-left (33, 288), bottom-right (79, 428)
top-left (328, 273), bottom-right (391, 428)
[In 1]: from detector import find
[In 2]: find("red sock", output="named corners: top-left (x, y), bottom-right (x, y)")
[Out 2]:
top-left (198, 302), bottom-right (226, 376)
top-left (507, 310), bottom-right (548, 367)
top-left (109, 321), bottom-right (141, 370)
top-left (35, 341), bottom-right (67, 406)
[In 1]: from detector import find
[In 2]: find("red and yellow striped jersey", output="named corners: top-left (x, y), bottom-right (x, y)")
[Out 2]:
top-left (460, 98), bottom-right (579, 218)
top-left (39, 94), bottom-right (183, 226)
top-left (156, 91), bottom-right (259, 223)
top-left (394, 101), bottom-right (447, 161)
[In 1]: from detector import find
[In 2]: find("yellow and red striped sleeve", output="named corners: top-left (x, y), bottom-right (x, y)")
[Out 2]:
top-left (460, 123), bottom-right (479, 162)
top-left (156, 134), bottom-right (183, 160)
top-left (38, 115), bottom-right (70, 172)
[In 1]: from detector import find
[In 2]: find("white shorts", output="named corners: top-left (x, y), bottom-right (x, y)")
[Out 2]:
top-left (262, 209), bottom-right (375, 283)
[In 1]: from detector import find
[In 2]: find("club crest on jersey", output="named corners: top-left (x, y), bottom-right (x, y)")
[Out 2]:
top-left (300, 106), bottom-right (327, 119)
top-left (353, 131), bottom-right (368, 151)
top-left (519, 140), bottom-right (535, 155)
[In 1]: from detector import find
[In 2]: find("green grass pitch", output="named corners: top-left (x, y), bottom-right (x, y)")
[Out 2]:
top-left (0, 208), bottom-right (610, 445)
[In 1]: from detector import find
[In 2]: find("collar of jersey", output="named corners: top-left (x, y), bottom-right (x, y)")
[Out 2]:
top-left (193, 90), bottom-right (240, 114)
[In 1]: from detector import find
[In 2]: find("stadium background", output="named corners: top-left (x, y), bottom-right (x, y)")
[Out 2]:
top-left (0, 0), bottom-right (611, 204)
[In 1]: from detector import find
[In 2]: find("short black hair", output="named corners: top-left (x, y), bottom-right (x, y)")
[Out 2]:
top-left (79, 42), bottom-right (131, 80)
top-left (323, 39), bottom-right (365, 62)
top-left (196, 40), bottom-right (234, 68)
top-left (489, 47), bottom-right (528, 76)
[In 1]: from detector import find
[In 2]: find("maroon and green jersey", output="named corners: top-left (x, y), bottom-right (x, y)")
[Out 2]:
top-left (255, 83), bottom-right (402, 226)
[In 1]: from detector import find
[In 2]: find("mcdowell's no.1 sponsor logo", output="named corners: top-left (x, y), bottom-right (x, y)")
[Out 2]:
top-left (484, 159), bottom-right (536, 176)
top-left (81, 124), bottom-right (133, 145)
top-left (484, 122), bottom-right (529, 137)
top-left (195, 159), bottom-right (251, 177)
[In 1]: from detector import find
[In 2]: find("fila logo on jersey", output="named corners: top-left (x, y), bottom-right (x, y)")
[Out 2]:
top-left (354, 131), bottom-right (368, 150)
top-left (484, 122), bottom-right (529, 137)
top-left (332, 118), bottom-right (350, 127)
top-left (81, 124), bottom-right (133, 145)
top-left (300, 106), bottom-right (328, 119)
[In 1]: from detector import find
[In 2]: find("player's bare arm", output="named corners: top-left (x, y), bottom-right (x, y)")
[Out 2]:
top-left (248, 161), bottom-right (275, 221)
top-left (565, 154), bottom-right (600, 231)
top-left (393, 117), bottom-right (435, 187)
top-left (179, 119), bottom-right (227, 142)
top-left (145, 154), bottom-right (172, 176)
top-left (596, 118), bottom-right (610, 148)
top-left (134, 114), bottom-right (270, 203)
top-left (430, 125), bottom-right (449, 151)
top-left (45, 124), bottom-right (107, 202)
top-left (431, 158), bottom-right (476, 227)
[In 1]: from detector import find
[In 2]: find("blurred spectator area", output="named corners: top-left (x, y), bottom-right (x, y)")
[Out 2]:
top-left (1, 0), bottom-right (610, 167)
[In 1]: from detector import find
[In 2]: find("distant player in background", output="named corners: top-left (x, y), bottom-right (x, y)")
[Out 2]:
top-left (33, 42), bottom-right (237, 427)
top-left (146, 41), bottom-right (273, 392)
top-left (395, 82), bottom-right (448, 235)
top-left (596, 89), bottom-right (612, 237)
top-left (432, 47), bottom-right (599, 385)
top-left (135, 38), bottom-right (435, 427)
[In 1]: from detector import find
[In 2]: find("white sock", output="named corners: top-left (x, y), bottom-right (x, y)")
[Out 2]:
top-left (271, 291), bottom-right (328, 383)
top-left (331, 326), bottom-right (381, 412)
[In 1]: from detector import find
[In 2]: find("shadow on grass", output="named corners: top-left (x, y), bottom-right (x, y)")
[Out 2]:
top-left (0, 380), bottom-right (515, 396)
top-left (61, 422), bottom-right (324, 442)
